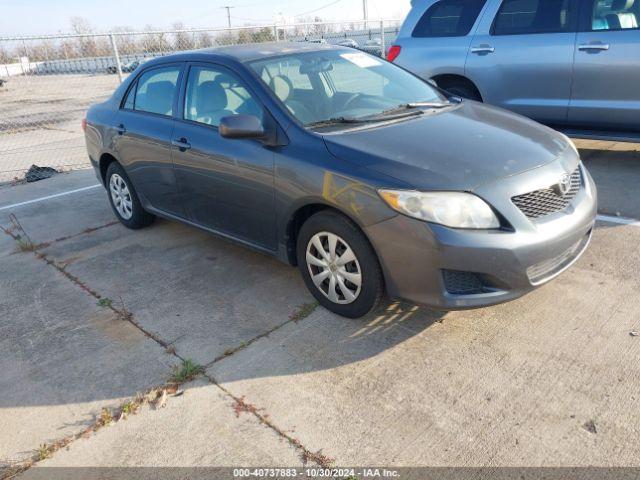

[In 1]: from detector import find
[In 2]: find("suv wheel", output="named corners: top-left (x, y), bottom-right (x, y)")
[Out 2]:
top-left (106, 162), bottom-right (155, 229)
top-left (297, 211), bottom-right (384, 318)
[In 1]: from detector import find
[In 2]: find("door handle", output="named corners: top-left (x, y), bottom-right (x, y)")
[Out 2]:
top-left (171, 138), bottom-right (191, 150)
top-left (471, 45), bottom-right (495, 54)
top-left (115, 124), bottom-right (126, 135)
top-left (578, 43), bottom-right (610, 51)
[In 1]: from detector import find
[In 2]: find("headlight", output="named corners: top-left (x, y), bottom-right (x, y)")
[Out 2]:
top-left (378, 190), bottom-right (500, 229)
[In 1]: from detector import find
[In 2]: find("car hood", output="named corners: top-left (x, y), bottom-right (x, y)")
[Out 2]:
top-left (322, 101), bottom-right (574, 192)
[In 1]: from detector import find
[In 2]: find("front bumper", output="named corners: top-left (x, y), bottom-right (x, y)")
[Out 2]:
top-left (365, 162), bottom-right (597, 310)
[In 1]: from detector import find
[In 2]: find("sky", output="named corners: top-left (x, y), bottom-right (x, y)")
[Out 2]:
top-left (0, 0), bottom-right (411, 36)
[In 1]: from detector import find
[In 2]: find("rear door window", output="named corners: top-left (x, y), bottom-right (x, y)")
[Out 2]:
top-left (133, 66), bottom-right (181, 116)
top-left (412, 0), bottom-right (488, 37)
top-left (492, 0), bottom-right (576, 35)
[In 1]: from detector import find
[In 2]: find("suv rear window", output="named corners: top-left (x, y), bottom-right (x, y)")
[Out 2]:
top-left (492, 0), bottom-right (575, 35)
top-left (412, 0), bottom-right (488, 37)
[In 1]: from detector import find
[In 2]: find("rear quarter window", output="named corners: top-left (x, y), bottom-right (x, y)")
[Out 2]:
top-left (412, 0), bottom-right (488, 37)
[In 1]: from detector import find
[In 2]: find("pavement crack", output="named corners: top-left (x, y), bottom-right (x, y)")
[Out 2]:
top-left (2, 225), bottom-right (331, 471)
top-left (203, 372), bottom-right (334, 468)
top-left (1, 383), bottom-right (193, 479)
top-left (205, 301), bottom-right (319, 368)
top-left (50, 221), bottom-right (119, 245)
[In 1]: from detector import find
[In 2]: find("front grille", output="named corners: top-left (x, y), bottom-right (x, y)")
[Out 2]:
top-left (527, 231), bottom-right (591, 284)
top-left (442, 270), bottom-right (487, 295)
top-left (512, 167), bottom-right (582, 219)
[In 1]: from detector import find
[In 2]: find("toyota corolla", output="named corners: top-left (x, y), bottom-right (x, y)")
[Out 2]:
top-left (84, 43), bottom-right (597, 318)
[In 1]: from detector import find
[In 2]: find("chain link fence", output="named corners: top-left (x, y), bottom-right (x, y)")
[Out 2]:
top-left (0, 20), bottom-right (401, 184)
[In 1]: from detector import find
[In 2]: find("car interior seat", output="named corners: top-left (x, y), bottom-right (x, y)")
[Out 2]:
top-left (194, 81), bottom-right (233, 126)
top-left (270, 75), bottom-right (315, 124)
top-left (144, 81), bottom-right (175, 115)
top-left (606, 0), bottom-right (638, 29)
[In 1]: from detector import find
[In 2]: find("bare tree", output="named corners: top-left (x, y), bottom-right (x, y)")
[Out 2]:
top-left (70, 16), bottom-right (93, 35)
top-left (27, 40), bottom-right (56, 62)
top-left (196, 32), bottom-right (214, 48)
top-left (112, 26), bottom-right (139, 56)
top-left (216, 31), bottom-right (239, 47)
top-left (172, 22), bottom-right (195, 51)
top-left (57, 39), bottom-right (76, 60)
top-left (69, 16), bottom-right (99, 57)
top-left (0, 44), bottom-right (13, 64)
top-left (143, 25), bottom-right (170, 53)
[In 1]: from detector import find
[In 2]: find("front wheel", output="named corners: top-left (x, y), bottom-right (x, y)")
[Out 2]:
top-left (297, 211), bottom-right (384, 319)
top-left (106, 162), bottom-right (155, 229)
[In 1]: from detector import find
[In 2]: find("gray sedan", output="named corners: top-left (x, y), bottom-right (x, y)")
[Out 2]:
top-left (84, 43), bottom-right (596, 318)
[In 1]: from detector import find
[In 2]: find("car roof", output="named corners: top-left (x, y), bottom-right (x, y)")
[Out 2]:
top-left (154, 41), bottom-right (342, 64)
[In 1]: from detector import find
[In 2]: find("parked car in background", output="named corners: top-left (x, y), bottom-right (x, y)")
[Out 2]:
top-left (107, 60), bottom-right (142, 75)
top-left (390, 0), bottom-right (640, 138)
top-left (305, 38), bottom-right (328, 44)
top-left (359, 38), bottom-right (383, 56)
top-left (84, 43), bottom-right (596, 318)
top-left (0, 78), bottom-right (6, 87)
top-left (336, 38), bottom-right (359, 48)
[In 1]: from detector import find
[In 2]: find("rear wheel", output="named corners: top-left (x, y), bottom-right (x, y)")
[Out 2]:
top-left (297, 211), bottom-right (384, 319)
top-left (106, 162), bottom-right (154, 229)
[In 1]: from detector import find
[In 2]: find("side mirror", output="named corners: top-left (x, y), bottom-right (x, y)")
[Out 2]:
top-left (219, 115), bottom-right (265, 140)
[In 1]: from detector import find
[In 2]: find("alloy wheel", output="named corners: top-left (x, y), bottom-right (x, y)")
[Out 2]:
top-left (306, 232), bottom-right (362, 305)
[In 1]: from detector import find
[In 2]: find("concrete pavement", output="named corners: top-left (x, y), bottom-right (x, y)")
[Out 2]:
top-left (1, 140), bottom-right (639, 474)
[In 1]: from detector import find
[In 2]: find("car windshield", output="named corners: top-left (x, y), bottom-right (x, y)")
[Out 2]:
top-left (248, 50), bottom-right (447, 127)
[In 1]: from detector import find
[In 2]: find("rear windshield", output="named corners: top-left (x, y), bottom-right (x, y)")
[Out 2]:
top-left (412, 0), bottom-right (488, 37)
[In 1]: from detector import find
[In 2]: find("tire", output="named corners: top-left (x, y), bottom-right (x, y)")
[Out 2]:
top-left (297, 211), bottom-right (384, 319)
top-left (440, 82), bottom-right (482, 102)
top-left (105, 162), bottom-right (155, 229)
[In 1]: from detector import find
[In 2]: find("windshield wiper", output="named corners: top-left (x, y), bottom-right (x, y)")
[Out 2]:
top-left (307, 108), bottom-right (430, 128)
top-left (377, 102), bottom-right (453, 117)
top-left (306, 117), bottom-right (367, 128)
top-left (307, 113), bottom-right (421, 128)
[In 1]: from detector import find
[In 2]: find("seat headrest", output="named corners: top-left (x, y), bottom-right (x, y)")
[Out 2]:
top-left (145, 81), bottom-right (175, 114)
top-left (612, 0), bottom-right (635, 10)
top-left (195, 81), bottom-right (228, 113)
top-left (270, 75), bottom-right (293, 102)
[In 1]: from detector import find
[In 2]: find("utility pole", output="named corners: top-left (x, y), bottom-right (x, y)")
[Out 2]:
top-left (221, 6), bottom-right (234, 28)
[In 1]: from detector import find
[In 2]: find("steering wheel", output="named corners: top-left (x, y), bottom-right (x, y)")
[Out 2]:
top-left (341, 93), bottom-right (367, 112)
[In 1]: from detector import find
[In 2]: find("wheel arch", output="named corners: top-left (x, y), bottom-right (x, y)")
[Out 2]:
top-left (431, 74), bottom-right (483, 101)
top-left (283, 201), bottom-right (378, 267)
top-left (98, 152), bottom-right (120, 186)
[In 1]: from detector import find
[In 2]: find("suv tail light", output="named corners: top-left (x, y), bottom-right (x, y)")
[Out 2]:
top-left (82, 118), bottom-right (87, 132)
top-left (387, 45), bottom-right (402, 63)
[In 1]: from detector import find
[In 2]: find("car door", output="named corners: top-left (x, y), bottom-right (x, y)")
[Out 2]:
top-left (114, 63), bottom-right (184, 216)
top-left (569, 0), bottom-right (640, 132)
top-left (171, 62), bottom-right (277, 250)
top-left (465, 0), bottom-right (579, 124)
